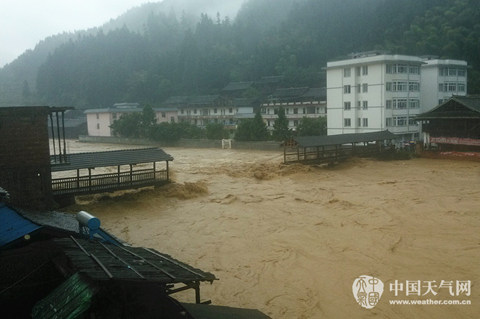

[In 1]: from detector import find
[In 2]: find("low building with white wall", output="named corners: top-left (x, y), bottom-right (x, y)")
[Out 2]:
top-left (85, 103), bottom-right (178, 137)
top-left (261, 87), bottom-right (327, 131)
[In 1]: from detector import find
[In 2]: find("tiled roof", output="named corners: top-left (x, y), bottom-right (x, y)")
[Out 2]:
top-left (222, 81), bottom-right (254, 91)
top-left (54, 237), bottom-right (217, 283)
top-left (416, 95), bottom-right (480, 119)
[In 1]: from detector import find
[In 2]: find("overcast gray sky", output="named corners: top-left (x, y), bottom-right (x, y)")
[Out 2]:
top-left (0, 0), bottom-right (153, 67)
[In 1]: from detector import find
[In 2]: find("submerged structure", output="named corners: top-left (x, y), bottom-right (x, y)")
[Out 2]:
top-left (284, 130), bottom-right (396, 164)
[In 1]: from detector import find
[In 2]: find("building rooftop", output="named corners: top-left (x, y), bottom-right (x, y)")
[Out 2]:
top-left (327, 54), bottom-right (424, 68)
top-left (295, 130), bottom-right (397, 148)
top-left (53, 237), bottom-right (217, 283)
top-left (51, 148), bottom-right (173, 172)
top-left (416, 95), bottom-right (480, 120)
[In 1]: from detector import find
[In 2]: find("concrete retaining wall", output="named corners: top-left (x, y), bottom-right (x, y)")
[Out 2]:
top-left (78, 135), bottom-right (283, 152)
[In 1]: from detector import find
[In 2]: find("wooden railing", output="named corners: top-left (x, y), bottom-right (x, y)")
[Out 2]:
top-left (52, 169), bottom-right (168, 195)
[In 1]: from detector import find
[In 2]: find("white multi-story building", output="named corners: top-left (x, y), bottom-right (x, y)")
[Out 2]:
top-left (420, 58), bottom-right (467, 111)
top-left (326, 52), bottom-right (467, 143)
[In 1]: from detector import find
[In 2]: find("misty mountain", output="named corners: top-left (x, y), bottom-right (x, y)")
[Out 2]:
top-left (1, 0), bottom-right (479, 108)
top-left (0, 0), bottom-right (244, 106)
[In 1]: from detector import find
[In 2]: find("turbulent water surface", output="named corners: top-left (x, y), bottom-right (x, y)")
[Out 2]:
top-left (63, 140), bottom-right (480, 319)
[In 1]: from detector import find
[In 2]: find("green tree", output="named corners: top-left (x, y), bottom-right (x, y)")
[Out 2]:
top-left (272, 107), bottom-right (291, 141)
top-left (110, 112), bottom-right (143, 138)
top-left (206, 122), bottom-right (228, 139)
top-left (297, 116), bottom-right (327, 136)
top-left (235, 110), bottom-right (269, 141)
top-left (141, 105), bottom-right (156, 136)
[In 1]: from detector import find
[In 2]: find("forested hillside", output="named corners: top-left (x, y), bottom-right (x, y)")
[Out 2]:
top-left (1, 0), bottom-right (479, 107)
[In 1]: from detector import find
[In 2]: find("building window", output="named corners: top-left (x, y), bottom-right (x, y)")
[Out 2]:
top-left (357, 118), bottom-right (361, 127)
top-left (362, 65), bottom-right (368, 75)
top-left (362, 101), bottom-right (368, 110)
top-left (409, 99), bottom-right (420, 108)
top-left (362, 83), bottom-right (368, 93)
top-left (357, 101), bottom-right (361, 109)
top-left (386, 117), bottom-right (393, 127)
top-left (344, 68), bottom-right (351, 77)
top-left (458, 68), bottom-right (466, 77)
top-left (396, 82), bottom-right (408, 91)
top-left (409, 66), bottom-right (420, 74)
top-left (214, 108), bottom-right (217, 114)
top-left (408, 118), bottom-right (418, 126)
top-left (344, 118), bottom-right (351, 127)
top-left (267, 120), bottom-right (271, 126)
top-left (344, 102), bottom-right (351, 110)
top-left (438, 83), bottom-right (444, 92)
top-left (458, 83), bottom-right (466, 92)
top-left (395, 116), bottom-right (407, 126)
top-left (387, 64), bottom-right (419, 74)
top-left (386, 81), bottom-right (414, 92)
top-left (397, 64), bottom-right (408, 73)
top-left (362, 118), bottom-right (368, 127)
top-left (448, 82), bottom-right (457, 92)
top-left (194, 109), bottom-right (197, 114)
top-left (448, 68), bottom-right (457, 76)
top-left (386, 100), bottom-right (392, 109)
top-left (356, 66), bottom-right (361, 76)
top-left (344, 85), bottom-right (351, 94)
top-left (409, 82), bottom-right (420, 91)
top-left (161, 112), bottom-right (166, 118)
top-left (294, 108), bottom-right (299, 114)
top-left (96, 123), bottom-right (100, 130)
top-left (229, 108), bottom-right (233, 113)
top-left (396, 99), bottom-right (407, 109)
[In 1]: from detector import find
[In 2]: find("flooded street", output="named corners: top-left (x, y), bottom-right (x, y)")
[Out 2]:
top-left (64, 140), bottom-right (480, 318)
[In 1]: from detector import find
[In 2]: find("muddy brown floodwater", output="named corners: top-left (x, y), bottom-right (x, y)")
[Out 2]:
top-left (63, 140), bottom-right (480, 319)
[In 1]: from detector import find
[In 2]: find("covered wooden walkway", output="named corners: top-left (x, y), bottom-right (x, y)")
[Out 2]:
top-left (50, 148), bottom-right (173, 196)
top-left (284, 130), bottom-right (396, 164)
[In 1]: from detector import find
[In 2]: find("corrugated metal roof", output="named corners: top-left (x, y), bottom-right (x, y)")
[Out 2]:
top-left (0, 204), bottom-right (42, 248)
top-left (32, 273), bottom-right (97, 319)
top-left (294, 130), bottom-right (397, 148)
top-left (51, 148), bottom-right (173, 172)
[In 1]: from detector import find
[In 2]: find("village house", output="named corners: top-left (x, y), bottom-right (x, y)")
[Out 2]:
top-left (261, 87), bottom-right (327, 131)
top-left (164, 95), bottom-right (242, 129)
top-left (416, 95), bottom-right (480, 153)
top-left (85, 103), bottom-right (178, 137)
top-left (326, 51), bottom-right (467, 143)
